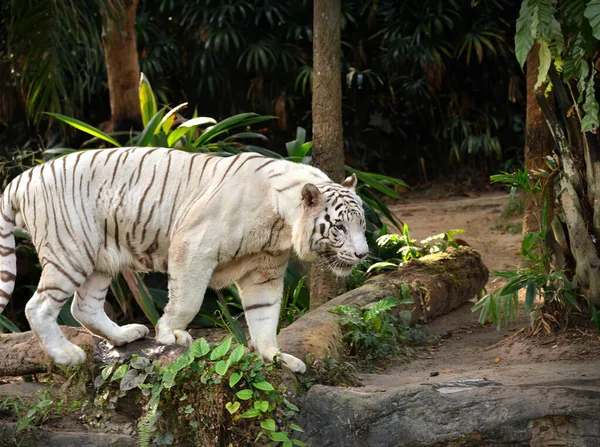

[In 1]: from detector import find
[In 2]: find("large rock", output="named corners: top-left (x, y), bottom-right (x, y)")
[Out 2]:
top-left (298, 379), bottom-right (600, 446)
top-left (278, 247), bottom-right (489, 362)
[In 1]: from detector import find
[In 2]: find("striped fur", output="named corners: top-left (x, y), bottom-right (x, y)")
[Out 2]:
top-left (0, 147), bottom-right (368, 373)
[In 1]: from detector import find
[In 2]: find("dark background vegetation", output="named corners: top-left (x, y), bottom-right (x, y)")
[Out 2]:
top-left (0, 0), bottom-right (530, 331)
top-left (1, 0), bottom-right (524, 184)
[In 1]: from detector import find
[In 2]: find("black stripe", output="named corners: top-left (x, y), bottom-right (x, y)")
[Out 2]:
top-left (245, 301), bottom-right (276, 311)
top-left (231, 154), bottom-right (264, 176)
top-left (275, 180), bottom-right (302, 193)
top-left (133, 166), bottom-right (157, 235)
top-left (255, 159), bottom-right (277, 171)
top-left (158, 152), bottom-right (172, 202)
top-left (0, 271), bottom-right (16, 282)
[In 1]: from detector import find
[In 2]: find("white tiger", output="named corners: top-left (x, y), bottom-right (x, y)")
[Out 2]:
top-left (0, 147), bottom-right (368, 373)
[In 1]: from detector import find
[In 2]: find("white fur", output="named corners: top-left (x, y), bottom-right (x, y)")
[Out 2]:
top-left (0, 148), bottom-right (368, 373)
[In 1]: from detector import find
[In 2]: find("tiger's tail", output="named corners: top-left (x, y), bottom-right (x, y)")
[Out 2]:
top-left (0, 187), bottom-right (17, 315)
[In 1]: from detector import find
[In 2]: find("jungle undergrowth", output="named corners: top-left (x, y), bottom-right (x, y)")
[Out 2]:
top-left (94, 337), bottom-right (306, 447)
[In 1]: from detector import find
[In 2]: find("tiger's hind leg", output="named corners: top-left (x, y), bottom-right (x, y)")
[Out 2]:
top-left (25, 266), bottom-right (88, 366)
top-left (71, 272), bottom-right (149, 346)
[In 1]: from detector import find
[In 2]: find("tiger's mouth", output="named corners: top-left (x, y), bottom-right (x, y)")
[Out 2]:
top-left (327, 255), bottom-right (358, 277)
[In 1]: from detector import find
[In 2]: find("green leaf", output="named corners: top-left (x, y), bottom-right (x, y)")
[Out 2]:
top-left (210, 337), bottom-right (233, 360)
top-left (289, 423), bottom-right (304, 432)
top-left (229, 372), bottom-right (243, 388)
top-left (122, 269), bottom-right (160, 326)
top-left (120, 369), bottom-right (148, 391)
top-left (130, 356), bottom-right (151, 370)
top-left (111, 364), bottom-right (129, 381)
top-left (293, 440), bottom-right (307, 446)
top-left (228, 345), bottom-right (245, 364)
top-left (236, 389), bottom-right (254, 400)
top-left (534, 38), bottom-right (551, 90)
top-left (0, 314), bottom-right (21, 333)
top-left (139, 73), bottom-right (158, 128)
top-left (584, 0), bottom-right (600, 39)
top-left (269, 431), bottom-right (291, 442)
top-left (581, 68), bottom-right (600, 132)
top-left (346, 167), bottom-right (401, 199)
top-left (253, 380), bottom-right (274, 391)
top-left (194, 113), bottom-right (275, 147)
top-left (190, 338), bottom-right (211, 358)
top-left (168, 352), bottom-right (194, 374)
top-left (159, 102), bottom-right (188, 133)
top-left (101, 365), bottom-right (115, 381)
top-left (524, 281), bottom-right (537, 313)
top-left (225, 401), bottom-right (240, 414)
top-left (366, 261), bottom-right (398, 273)
top-left (515, 0), bottom-right (534, 68)
top-left (136, 107), bottom-right (167, 147)
top-left (240, 408), bottom-right (261, 418)
top-left (45, 112), bottom-right (121, 147)
top-left (261, 418), bottom-right (276, 431)
top-left (522, 232), bottom-right (541, 254)
top-left (284, 400), bottom-right (300, 412)
top-left (215, 359), bottom-right (230, 376)
top-left (254, 400), bottom-right (269, 412)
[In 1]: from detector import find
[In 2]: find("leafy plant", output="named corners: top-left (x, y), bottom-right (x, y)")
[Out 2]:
top-left (96, 337), bottom-right (305, 446)
top-left (472, 164), bottom-right (586, 333)
top-left (356, 224), bottom-right (466, 277)
top-left (329, 296), bottom-right (414, 368)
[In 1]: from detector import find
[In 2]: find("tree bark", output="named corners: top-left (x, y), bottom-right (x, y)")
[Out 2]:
top-left (536, 86), bottom-right (600, 306)
top-left (523, 43), bottom-right (555, 237)
top-left (101, 0), bottom-right (142, 132)
top-left (310, 0), bottom-right (346, 308)
top-left (280, 247), bottom-right (489, 362)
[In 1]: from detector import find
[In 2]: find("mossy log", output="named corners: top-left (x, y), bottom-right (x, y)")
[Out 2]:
top-left (278, 247), bottom-right (489, 362)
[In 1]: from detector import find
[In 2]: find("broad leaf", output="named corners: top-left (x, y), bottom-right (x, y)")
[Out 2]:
top-left (584, 0), bottom-right (600, 39)
top-left (236, 389), bottom-right (253, 400)
top-left (210, 337), bottom-right (233, 360)
top-left (139, 73), bottom-right (158, 127)
top-left (45, 112), bottom-right (121, 147)
top-left (225, 401), bottom-right (240, 414)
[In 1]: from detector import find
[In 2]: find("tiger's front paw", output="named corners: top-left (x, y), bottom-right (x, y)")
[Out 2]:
top-left (156, 329), bottom-right (193, 347)
top-left (278, 353), bottom-right (307, 374)
top-left (47, 343), bottom-right (87, 366)
top-left (110, 324), bottom-right (150, 346)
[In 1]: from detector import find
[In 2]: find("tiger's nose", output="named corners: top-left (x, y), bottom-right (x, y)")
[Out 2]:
top-left (355, 251), bottom-right (368, 260)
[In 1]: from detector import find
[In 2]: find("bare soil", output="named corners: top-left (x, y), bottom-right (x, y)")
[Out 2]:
top-left (358, 187), bottom-right (600, 392)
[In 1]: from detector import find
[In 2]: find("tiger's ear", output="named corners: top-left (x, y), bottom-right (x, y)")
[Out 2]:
top-left (301, 183), bottom-right (323, 208)
top-left (341, 173), bottom-right (357, 190)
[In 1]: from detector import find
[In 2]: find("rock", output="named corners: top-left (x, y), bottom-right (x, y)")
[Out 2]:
top-left (278, 247), bottom-right (488, 362)
top-left (0, 423), bottom-right (135, 447)
top-left (297, 379), bottom-right (600, 446)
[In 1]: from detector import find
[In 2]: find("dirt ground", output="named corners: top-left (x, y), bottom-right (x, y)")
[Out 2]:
top-left (358, 186), bottom-right (600, 392)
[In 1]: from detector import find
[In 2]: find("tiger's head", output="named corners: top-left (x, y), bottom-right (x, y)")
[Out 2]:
top-left (293, 174), bottom-right (369, 277)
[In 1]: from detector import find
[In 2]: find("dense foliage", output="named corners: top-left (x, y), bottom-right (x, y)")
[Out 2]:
top-left (2, 0), bottom-right (524, 181)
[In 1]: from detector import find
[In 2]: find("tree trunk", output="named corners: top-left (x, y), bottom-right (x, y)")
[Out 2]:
top-left (101, 0), bottom-right (142, 133)
top-left (280, 247), bottom-right (489, 362)
top-left (523, 43), bottom-right (555, 238)
top-left (535, 67), bottom-right (600, 306)
top-left (310, 0), bottom-right (346, 309)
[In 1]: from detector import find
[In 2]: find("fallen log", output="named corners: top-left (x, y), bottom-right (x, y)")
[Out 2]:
top-left (0, 247), bottom-right (487, 376)
top-left (278, 247), bottom-right (488, 362)
top-left (0, 327), bottom-right (96, 376)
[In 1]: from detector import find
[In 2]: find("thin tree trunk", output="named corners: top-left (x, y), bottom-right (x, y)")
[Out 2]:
top-left (310, 0), bottom-right (346, 309)
top-left (523, 43), bottom-right (555, 237)
top-left (101, 0), bottom-right (142, 133)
